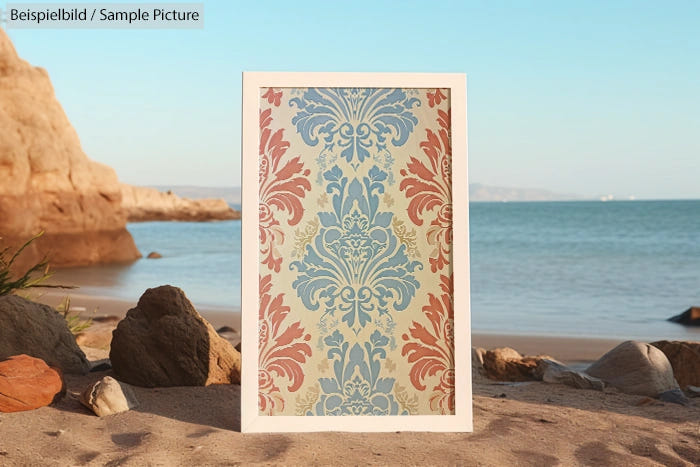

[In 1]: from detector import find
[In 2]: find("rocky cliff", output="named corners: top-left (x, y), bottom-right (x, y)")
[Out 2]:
top-left (0, 30), bottom-right (141, 269)
top-left (120, 185), bottom-right (241, 222)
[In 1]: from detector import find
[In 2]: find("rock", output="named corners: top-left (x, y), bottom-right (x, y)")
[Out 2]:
top-left (585, 341), bottom-right (679, 397)
top-left (667, 307), bottom-right (700, 326)
top-left (146, 251), bottom-right (163, 259)
top-left (687, 385), bottom-right (700, 397)
top-left (110, 286), bottom-right (241, 387)
top-left (481, 347), bottom-right (554, 382)
top-left (80, 376), bottom-right (138, 416)
top-left (534, 359), bottom-right (605, 391)
top-left (0, 30), bottom-right (141, 269)
top-left (0, 354), bottom-right (63, 412)
top-left (657, 388), bottom-right (690, 406)
top-left (120, 185), bottom-right (241, 222)
top-left (217, 326), bottom-right (236, 334)
top-left (0, 295), bottom-right (90, 374)
top-left (650, 340), bottom-right (700, 389)
top-left (234, 342), bottom-right (241, 353)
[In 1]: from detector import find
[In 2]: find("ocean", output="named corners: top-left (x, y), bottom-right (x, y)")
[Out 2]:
top-left (52, 200), bottom-right (700, 341)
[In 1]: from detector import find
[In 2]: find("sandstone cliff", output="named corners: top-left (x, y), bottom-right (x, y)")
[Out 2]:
top-left (0, 29), bottom-right (141, 269)
top-left (120, 185), bottom-right (241, 222)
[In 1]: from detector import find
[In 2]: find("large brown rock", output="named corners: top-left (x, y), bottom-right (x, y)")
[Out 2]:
top-left (0, 354), bottom-right (63, 413)
top-left (0, 295), bottom-right (89, 374)
top-left (650, 340), bottom-right (700, 389)
top-left (481, 347), bottom-right (554, 382)
top-left (0, 29), bottom-right (141, 269)
top-left (120, 185), bottom-right (241, 222)
top-left (110, 286), bottom-right (241, 387)
top-left (585, 341), bottom-right (679, 397)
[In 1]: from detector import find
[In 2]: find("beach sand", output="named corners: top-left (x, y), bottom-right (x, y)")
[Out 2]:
top-left (1, 292), bottom-right (696, 466)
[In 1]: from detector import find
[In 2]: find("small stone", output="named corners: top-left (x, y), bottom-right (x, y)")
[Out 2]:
top-left (80, 376), bottom-right (138, 417)
top-left (535, 359), bottom-right (605, 391)
top-left (658, 389), bottom-right (690, 406)
top-left (147, 252), bottom-right (162, 259)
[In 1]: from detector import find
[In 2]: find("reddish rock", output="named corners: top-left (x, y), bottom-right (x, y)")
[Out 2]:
top-left (482, 347), bottom-right (554, 382)
top-left (650, 340), bottom-right (700, 389)
top-left (0, 29), bottom-right (141, 269)
top-left (0, 355), bottom-right (63, 413)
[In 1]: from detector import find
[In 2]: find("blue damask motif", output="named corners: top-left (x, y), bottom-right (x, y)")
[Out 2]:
top-left (311, 330), bottom-right (405, 416)
top-left (290, 88), bottom-right (420, 175)
top-left (290, 165), bottom-right (422, 333)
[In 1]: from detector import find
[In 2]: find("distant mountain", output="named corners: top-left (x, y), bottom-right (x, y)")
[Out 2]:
top-left (152, 186), bottom-right (241, 204)
top-left (469, 183), bottom-right (584, 202)
top-left (155, 184), bottom-right (583, 205)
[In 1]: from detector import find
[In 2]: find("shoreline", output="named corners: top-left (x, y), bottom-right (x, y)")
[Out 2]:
top-left (33, 289), bottom-right (629, 364)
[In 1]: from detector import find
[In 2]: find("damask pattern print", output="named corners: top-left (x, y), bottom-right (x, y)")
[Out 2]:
top-left (290, 88), bottom-right (420, 183)
top-left (399, 104), bottom-right (452, 273)
top-left (259, 87), bottom-right (453, 416)
top-left (290, 165), bottom-right (422, 333)
top-left (259, 100), bottom-right (311, 273)
top-left (258, 274), bottom-right (312, 415)
top-left (258, 89), bottom-right (313, 415)
top-left (401, 274), bottom-right (455, 414)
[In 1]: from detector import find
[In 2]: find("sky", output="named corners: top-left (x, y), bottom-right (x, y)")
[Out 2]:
top-left (3, 0), bottom-right (699, 199)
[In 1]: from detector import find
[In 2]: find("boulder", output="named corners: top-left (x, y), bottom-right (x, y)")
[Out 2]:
top-left (110, 286), bottom-right (241, 387)
top-left (667, 307), bottom-right (700, 326)
top-left (534, 359), bottom-right (605, 391)
top-left (80, 376), bottom-right (138, 416)
top-left (650, 340), bottom-right (700, 389)
top-left (0, 295), bottom-right (89, 374)
top-left (0, 29), bottom-right (141, 269)
top-left (585, 341), bottom-right (679, 397)
top-left (481, 347), bottom-right (554, 382)
top-left (120, 185), bottom-right (241, 222)
top-left (0, 354), bottom-right (63, 412)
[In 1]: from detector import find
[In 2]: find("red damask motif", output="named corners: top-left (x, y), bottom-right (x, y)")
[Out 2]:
top-left (258, 274), bottom-right (312, 415)
top-left (399, 107), bottom-right (452, 272)
top-left (262, 87), bottom-right (282, 106)
top-left (401, 274), bottom-right (454, 414)
top-left (427, 88), bottom-right (446, 108)
top-left (259, 104), bottom-right (311, 272)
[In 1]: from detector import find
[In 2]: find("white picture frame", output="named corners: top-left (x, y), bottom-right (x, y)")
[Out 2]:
top-left (241, 72), bottom-right (471, 432)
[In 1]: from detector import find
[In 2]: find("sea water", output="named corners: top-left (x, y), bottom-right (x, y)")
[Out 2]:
top-left (53, 200), bottom-right (700, 340)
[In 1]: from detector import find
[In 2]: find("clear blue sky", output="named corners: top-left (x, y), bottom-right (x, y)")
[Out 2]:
top-left (4, 0), bottom-right (699, 199)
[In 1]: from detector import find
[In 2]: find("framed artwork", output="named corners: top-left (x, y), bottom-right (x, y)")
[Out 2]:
top-left (241, 72), bottom-right (471, 432)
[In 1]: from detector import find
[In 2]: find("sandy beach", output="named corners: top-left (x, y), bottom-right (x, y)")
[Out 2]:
top-left (0, 354), bottom-right (697, 465)
top-left (1, 290), bottom-right (691, 465)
